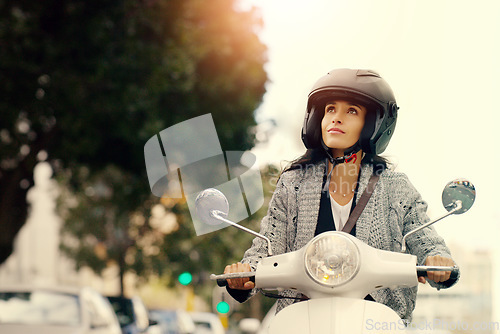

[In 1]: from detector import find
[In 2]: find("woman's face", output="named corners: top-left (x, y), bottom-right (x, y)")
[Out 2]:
top-left (321, 99), bottom-right (367, 156)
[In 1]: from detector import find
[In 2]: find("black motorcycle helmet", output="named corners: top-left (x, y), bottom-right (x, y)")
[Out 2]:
top-left (302, 68), bottom-right (399, 156)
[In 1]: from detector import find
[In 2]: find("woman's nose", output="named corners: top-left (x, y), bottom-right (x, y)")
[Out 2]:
top-left (332, 115), bottom-right (343, 124)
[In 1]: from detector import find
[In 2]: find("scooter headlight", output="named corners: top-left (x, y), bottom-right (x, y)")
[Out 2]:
top-left (304, 233), bottom-right (360, 287)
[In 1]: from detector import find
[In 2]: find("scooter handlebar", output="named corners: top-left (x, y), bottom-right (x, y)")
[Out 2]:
top-left (210, 272), bottom-right (256, 287)
top-left (215, 276), bottom-right (256, 287)
top-left (211, 265), bottom-right (459, 288)
top-left (416, 265), bottom-right (459, 280)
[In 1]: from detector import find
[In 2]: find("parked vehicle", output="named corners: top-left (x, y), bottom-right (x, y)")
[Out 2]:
top-left (189, 312), bottom-right (225, 334)
top-left (0, 284), bottom-right (122, 334)
top-left (106, 295), bottom-right (160, 334)
top-left (148, 309), bottom-right (196, 334)
top-left (198, 179), bottom-right (475, 334)
top-left (237, 303), bottom-right (276, 334)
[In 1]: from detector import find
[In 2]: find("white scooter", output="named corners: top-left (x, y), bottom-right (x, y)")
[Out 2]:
top-left (196, 179), bottom-right (475, 334)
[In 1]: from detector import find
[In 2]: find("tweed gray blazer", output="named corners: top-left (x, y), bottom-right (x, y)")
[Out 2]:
top-left (240, 160), bottom-right (456, 320)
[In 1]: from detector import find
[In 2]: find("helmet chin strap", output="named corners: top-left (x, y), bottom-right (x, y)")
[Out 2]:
top-left (321, 139), bottom-right (361, 192)
top-left (321, 139), bottom-right (361, 164)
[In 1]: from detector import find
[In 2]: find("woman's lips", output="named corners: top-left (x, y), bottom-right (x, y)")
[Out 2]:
top-left (328, 127), bottom-right (345, 134)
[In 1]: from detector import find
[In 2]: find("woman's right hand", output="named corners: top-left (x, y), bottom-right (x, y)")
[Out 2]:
top-left (224, 262), bottom-right (255, 290)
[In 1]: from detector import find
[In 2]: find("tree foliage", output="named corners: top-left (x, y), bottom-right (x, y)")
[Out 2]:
top-left (0, 0), bottom-right (268, 294)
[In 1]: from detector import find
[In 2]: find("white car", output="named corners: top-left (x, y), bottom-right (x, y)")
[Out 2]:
top-left (149, 309), bottom-right (196, 334)
top-left (106, 295), bottom-right (160, 334)
top-left (189, 312), bottom-right (225, 334)
top-left (0, 284), bottom-right (122, 334)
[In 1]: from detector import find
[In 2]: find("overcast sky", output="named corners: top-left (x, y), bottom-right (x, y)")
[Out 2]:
top-left (245, 0), bottom-right (500, 318)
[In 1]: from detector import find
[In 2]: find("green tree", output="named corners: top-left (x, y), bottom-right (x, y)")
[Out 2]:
top-left (0, 0), bottom-right (267, 283)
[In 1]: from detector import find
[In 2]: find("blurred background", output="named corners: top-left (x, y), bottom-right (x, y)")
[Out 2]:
top-left (1, 0), bottom-right (499, 333)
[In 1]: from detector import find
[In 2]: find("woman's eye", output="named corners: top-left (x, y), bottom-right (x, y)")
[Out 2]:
top-left (348, 108), bottom-right (358, 114)
top-left (326, 106), bottom-right (335, 113)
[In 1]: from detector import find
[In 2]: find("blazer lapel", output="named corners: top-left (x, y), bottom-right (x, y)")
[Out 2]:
top-left (355, 164), bottom-right (377, 245)
top-left (294, 161), bottom-right (326, 250)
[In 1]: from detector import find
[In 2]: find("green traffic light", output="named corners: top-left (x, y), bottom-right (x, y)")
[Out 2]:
top-left (216, 301), bottom-right (230, 314)
top-left (178, 272), bottom-right (192, 285)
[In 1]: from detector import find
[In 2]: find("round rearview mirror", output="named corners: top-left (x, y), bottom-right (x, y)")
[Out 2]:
top-left (442, 179), bottom-right (475, 214)
top-left (195, 188), bottom-right (229, 225)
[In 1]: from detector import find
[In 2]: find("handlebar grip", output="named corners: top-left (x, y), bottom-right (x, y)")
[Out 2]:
top-left (417, 269), bottom-right (427, 277)
top-left (450, 266), bottom-right (459, 280)
top-left (417, 266), bottom-right (459, 280)
top-left (217, 278), bottom-right (228, 287)
top-left (216, 276), bottom-right (255, 287)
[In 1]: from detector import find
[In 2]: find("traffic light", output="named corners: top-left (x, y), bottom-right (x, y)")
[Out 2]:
top-left (178, 272), bottom-right (193, 286)
top-left (212, 286), bottom-right (237, 316)
top-left (216, 301), bottom-right (230, 314)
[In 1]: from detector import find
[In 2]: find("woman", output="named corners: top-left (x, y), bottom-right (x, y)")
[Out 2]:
top-left (224, 68), bottom-right (457, 320)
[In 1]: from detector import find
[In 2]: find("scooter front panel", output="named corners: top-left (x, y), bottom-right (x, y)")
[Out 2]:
top-left (267, 297), bottom-right (406, 334)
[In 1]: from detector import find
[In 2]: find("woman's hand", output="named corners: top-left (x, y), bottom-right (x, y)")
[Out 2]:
top-left (224, 262), bottom-right (255, 290)
top-left (418, 255), bottom-right (454, 284)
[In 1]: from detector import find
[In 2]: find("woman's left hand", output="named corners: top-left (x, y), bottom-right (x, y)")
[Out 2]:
top-left (418, 255), bottom-right (454, 284)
